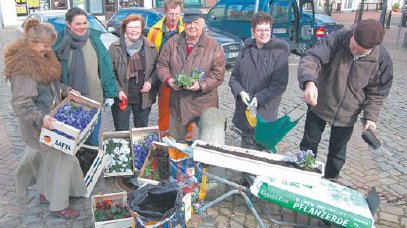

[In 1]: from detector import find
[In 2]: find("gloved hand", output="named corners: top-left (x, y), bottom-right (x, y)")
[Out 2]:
top-left (104, 98), bottom-right (114, 107)
top-left (239, 91), bottom-right (250, 107)
top-left (249, 97), bottom-right (258, 109)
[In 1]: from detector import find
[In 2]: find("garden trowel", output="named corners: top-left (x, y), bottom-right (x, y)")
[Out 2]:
top-left (361, 119), bottom-right (393, 155)
top-left (245, 104), bottom-right (257, 128)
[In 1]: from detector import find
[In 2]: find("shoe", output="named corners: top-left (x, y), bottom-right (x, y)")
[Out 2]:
top-left (323, 177), bottom-right (339, 183)
top-left (50, 207), bottom-right (80, 220)
top-left (39, 194), bottom-right (49, 204)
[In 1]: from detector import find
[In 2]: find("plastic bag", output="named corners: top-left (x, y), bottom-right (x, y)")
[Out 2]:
top-left (128, 181), bottom-right (182, 222)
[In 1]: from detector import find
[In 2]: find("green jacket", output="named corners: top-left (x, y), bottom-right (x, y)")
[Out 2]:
top-left (53, 28), bottom-right (118, 98)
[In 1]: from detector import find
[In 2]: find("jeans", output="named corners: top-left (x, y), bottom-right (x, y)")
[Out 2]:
top-left (85, 112), bottom-right (101, 147)
top-left (111, 101), bottom-right (151, 131)
top-left (300, 111), bottom-right (354, 178)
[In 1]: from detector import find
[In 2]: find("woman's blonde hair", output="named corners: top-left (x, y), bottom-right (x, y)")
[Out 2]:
top-left (23, 18), bottom-right (57, 44)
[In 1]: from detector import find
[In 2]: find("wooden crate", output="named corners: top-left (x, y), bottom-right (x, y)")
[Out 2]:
top-left (39, 96), bottom-right (101, 155)
top-left (91, 192), bottom-right (133, 228)
top-left (77, 145), bottom-right (107, 198)
top-left (137, 142), bottom-right (169, 186)
top-left (102, 131), bottom-right (134, 177)
top-left (130, 126), bottom-right (159, 172)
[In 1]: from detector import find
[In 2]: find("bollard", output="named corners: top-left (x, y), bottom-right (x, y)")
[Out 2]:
top-left (386, 10), bottom-right (392, 29)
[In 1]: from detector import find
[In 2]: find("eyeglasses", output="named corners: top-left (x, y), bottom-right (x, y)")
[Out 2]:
top-left (126, 26), bottom-right (142, 30)
top-left (167, 13), bottom-right (180, 18)
top-left (255, 29), bottom-right (271, 34)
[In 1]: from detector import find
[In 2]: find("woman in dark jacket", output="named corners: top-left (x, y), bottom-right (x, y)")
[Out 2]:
top-left (229, 12), bottom-right (289, 150)
top-left (108, 15), bottom-right (159, 130)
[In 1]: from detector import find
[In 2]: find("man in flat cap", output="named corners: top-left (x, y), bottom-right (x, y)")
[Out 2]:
top-left (157, 8), bottom-right (225, 141)
top-left (297, 19), bottom-right (393, 181)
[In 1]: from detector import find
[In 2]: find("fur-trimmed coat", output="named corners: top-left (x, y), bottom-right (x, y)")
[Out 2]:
top-left (4, 40), bottom-right (69, 148)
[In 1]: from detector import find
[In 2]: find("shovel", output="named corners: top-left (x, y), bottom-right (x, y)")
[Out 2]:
top-left (360, 118), bottom-right (393, 156)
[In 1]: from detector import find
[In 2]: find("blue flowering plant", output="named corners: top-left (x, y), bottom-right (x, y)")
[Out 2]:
top-left (133, 133), bottom-right (159, 170)
top-left (296, 150), bottom-right (316, 170)
top-left (52, 104), bottom-right (98, 139)
top-left (174, 68), bottom-right (205, 88)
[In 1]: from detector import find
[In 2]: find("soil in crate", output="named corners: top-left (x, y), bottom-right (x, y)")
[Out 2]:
top-left (76, 148), bottom-right (98, 176)
top-left (197, 144), bottom-right (322, 174)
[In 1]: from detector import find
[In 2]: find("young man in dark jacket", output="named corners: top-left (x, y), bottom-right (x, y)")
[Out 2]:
top-left (298, 19), bottom-right (393, 180)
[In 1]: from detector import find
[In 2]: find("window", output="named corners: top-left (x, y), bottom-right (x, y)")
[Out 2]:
top-left (105, 0), bottom-right (115, 12)
top-left (208, 4), bottom-right (225, 21)
top-left (114, 10), bottom-right (133, 21)
top-left (226, 4), bottom-right (254, 22)
top-left (146, 13), bottom-right (161, 27)
top-left (271, 3), bottom-right (290, 23)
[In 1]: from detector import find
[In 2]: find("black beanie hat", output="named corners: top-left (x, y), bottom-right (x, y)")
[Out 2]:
top-left (353, 19), bottom-right (385, 49)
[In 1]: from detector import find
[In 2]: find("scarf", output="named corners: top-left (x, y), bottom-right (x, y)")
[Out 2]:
top-left (55, 28), bottom-right (90, 95)
top-left (122, 35), bottom-right (145, 81)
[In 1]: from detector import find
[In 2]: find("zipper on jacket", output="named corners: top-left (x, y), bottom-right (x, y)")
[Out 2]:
top-left (332, 60), bottom-right (354, 125)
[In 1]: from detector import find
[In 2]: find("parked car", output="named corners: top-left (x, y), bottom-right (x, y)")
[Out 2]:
top-left (17, 10), bottom-right (118, 49)
top-left (106, 7), bottom-right (242, 65)
top-left (302, 12), bottom-right (344, 41)
top-left (106, 7), bottom-right (161, 37)
top-left (206, 0), bottom-right (316, 55)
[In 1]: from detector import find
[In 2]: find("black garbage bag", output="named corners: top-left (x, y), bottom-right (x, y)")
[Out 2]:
top-left (127, 181), bottom-right (182, 222)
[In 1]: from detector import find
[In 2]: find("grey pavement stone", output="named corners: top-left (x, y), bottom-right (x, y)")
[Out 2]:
top-left (378, 211), bottom-right (400, 224)
top-left (214, 215), bottom-right (229, 227)
top-left (229, 215), bottom-right (244, 228)
top-left (379, 204), bottom-right (405, 216)
top-left (218, 207), bottom-right (232, 216)
top-left (201, 215), bottom-right (215, 224)
top-left (21, 214), bottom-right (40, 225)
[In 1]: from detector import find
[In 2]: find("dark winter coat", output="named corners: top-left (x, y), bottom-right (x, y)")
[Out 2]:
top-left (157, 31), bottom-right (226, 125)
top-left (4, 40), bottom-right (69, 148)
top-left (298, 29), bottom-right (393, 127)
top-left (108, 37), bottom-right (159, 109)
top-left (229, 37), bottom-right (289, 134)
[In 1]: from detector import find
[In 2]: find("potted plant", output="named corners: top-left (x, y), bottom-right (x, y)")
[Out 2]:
top-left (392, 3), bottom-right (400, 12)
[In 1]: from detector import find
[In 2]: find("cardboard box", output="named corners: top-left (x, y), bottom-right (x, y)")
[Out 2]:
top-left (102, 131), bottom-right (134, 177)
top-left (76, 145), bottom-right (107, 198)
top-left (137, 142), bottom-right (169, 186)
top-left (91, 192), bottom-right (133, 228)
top-left (131, 126), bottom-right (159, 172)
top-left (39, 96), bottom-right (101, 155)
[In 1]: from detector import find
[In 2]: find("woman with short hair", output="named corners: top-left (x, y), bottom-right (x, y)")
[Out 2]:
top-left (229, 12), bottom-right (289, 150)
top-left (108, 14), bottom-right (159, 130)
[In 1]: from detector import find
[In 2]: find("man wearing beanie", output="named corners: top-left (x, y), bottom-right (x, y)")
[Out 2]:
top-left (297, 19), bottom-right (393, 181)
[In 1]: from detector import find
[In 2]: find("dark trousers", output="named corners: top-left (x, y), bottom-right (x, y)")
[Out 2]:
top-left (111, 101), bottom-right (151, 131)
top-left (300, 111), bottom-right (354, 178)
top-left (241, 134), bottom-right (265, 151)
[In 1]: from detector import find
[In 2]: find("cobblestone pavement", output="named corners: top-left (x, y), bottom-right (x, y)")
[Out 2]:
top-left (0, 11), bottom-right (406, 227)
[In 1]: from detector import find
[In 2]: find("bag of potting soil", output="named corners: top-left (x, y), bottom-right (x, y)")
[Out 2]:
top-left (128, 181), bottom-right (185, 227)
top-left (250, 175), bottom-right (375, 228)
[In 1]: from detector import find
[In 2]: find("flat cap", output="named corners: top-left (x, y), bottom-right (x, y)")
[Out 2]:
top-left (353, 19), bottom-right (384, 49)
top-left (183, 8), bottom-right (205, 23)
